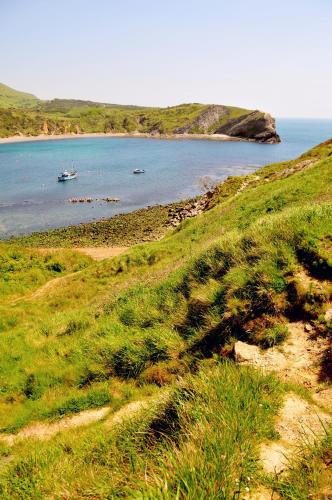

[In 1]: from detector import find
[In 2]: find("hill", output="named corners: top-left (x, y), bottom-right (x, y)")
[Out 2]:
top-left (0, 139), bottom-right (331, 497)
top-left (0, 82), bottom-right (280, 142)
top-left (0, 82), bottom-right (38, 108)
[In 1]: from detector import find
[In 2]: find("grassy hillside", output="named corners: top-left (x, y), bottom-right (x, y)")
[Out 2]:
top-left (0, 83), bottom-right (279, 142)
top-left (0, 140), bottom-right (331, 497)
top-left (0, 82), bottom-right (38, 108)
top-left (0, 102), bottom-right (208, 137)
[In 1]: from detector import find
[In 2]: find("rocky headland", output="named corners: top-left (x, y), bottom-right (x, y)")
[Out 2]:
top-left (0, 82), bottom-right (280, 144)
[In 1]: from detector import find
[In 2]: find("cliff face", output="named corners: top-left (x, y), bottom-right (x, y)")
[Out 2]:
top-left (174, 105), bottom-right (280, 143)
top-left (215, 110), bottom-right (280, 144)
top-left (175, 105), bottom-right (229, 134)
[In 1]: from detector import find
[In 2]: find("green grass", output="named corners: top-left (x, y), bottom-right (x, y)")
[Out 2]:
top-left (0, 82), bottom-right (38, 109)
top-left (0, 82), bottom-right (278, 140)
top-left (0, 139), bottom-right (331, 496)
top-left (0, 180), bottom-right (331, 432)
top-left (0, 245), bottom-right (91, 301)
top-left (0, 362), bottom-right (283, 498)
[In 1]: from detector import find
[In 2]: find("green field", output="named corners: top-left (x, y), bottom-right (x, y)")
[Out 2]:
top-left (0, 139), bottom-right (331, 497)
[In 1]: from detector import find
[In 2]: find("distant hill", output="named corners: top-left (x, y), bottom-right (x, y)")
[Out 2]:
top-left (37, 98), bottom-right (148, 112)
top-left (0, 82), bottom-right (280, 143)
top-left (0, 82), bottom-right (39, 108)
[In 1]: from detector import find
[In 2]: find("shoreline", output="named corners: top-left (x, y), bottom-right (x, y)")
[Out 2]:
top-left (0, 131), bottom-right (247, 145)
top-left (3, 201), bottom-right (192, 247)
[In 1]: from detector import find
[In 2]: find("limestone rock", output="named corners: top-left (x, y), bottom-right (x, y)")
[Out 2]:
top-left (325, 308), bottom-right (332, 322)
top-left (175, 105), bottom-right (229, 134)
top-left (174, 106), bottom-right (280, 143)
top-left (233, 341), bottom-right (261, 363)
top-left (216, 110), bottom-right (280, 144)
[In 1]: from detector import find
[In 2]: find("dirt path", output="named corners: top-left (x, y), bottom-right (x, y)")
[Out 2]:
top-left (234, 319), bottom-right (332, 476)
top-left (234, 321), bottom-right (330, 392)
top-left (0, 407), bottom-right (110, 446)
top-left (260, 393), bottom-right (331, 474)
top-left (8, 270), bottom-right (82, 305)
top-left (0, 398), bottom-right (150, 447)
top-left (0, 388), bottom-right (171, 448)
top-left (30, 270), bottom-right (82, 300)
top-left (104, 400), bottom-right (150, 427)
top-left (9, 246), bottom-right (129, 305)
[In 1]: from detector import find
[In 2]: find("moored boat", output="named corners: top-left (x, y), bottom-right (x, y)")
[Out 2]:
top-left (133, 168), bottom-right (145, 174)
top-left (58, 170), bottom-right (78, 181)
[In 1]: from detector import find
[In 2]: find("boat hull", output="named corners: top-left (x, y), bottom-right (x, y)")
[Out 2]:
top-left (58, 173), bottom-right (78, 181)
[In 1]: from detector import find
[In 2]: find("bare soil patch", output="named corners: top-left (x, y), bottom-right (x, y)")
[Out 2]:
top-left (36, 246), bottom-right (128, 261)
top-left (234, 320), bottom-right (332, 477)
top-left (234, 322), bottom-right (330, 392)
top-left (73, 246), bottom-right (128, 260)
top-left (0, 398), bottom-right (149, 447)
top-left (0, 407), bottom-right (110, 446)
top-left (260, 394), bottom-right (330, 474)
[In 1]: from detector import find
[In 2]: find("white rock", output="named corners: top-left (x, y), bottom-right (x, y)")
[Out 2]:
top-left (234, 341), bottom-right (260, 363)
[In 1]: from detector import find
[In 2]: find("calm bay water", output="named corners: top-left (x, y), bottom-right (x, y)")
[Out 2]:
top-left (0, 118), bottom-right (331, 237)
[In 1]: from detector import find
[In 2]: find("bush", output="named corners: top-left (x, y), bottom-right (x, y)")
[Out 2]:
top-left (259, 324), bottom-right (289, 348)
top-left (46, 261), bottom-right (65, 273)
top-left (23, 374), bottom-right (42, 400)
top-left (63, 319), bottom-right (89, 336)
top-left (112, 345), bottom-right (147, 378)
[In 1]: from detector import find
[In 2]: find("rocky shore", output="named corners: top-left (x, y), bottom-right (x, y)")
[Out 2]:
top-left (165, 191), bottom-right (214, 228)
top-left (68, 197), bottom-right (119, 203)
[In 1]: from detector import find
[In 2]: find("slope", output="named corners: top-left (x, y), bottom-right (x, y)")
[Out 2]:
top-left (0, 82), bottom-right (38, 108)
top-left (0, 139), bottom-right (330, 497)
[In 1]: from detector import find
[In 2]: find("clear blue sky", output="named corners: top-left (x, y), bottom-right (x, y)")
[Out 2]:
top-left (1, 0), bottom-right (332, 117)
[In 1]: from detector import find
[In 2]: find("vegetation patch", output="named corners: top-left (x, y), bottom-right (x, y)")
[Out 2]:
top-left (0, 138), bottom-right (331, 496)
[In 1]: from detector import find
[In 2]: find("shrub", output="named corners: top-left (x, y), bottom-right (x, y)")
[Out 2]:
top-left (23, 374), bottom-right (42, 400)
top-left (62, 319), bottom-right (89, 336)
top-left (112, 345), bottom-right (147, 378)
top-left (118, 307), bottom-right (136, 326)
top-left (259, 324), bottom-right (289, 348)
top-left (46, 261), bottom-right (65, 273)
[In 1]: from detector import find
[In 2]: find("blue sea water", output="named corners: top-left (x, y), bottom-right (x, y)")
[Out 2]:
top-left (0, 118), bottom-right (331, 237)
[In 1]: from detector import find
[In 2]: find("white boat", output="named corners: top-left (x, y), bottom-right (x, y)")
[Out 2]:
top-left (133, 168), bottom-right (145, 174)
top-left (58, 170), bottom-right (78, 181)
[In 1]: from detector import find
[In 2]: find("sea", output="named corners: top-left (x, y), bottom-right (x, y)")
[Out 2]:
top-left (0, 118), bottom-right (331, 238)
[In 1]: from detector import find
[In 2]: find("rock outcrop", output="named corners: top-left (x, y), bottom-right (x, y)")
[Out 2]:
top-left (164, 190), bottom-right (214, 228)
top-left (175, 105), bottom-right (229, 134)
top-left (215, 110), bottom-right (280, 144)
top-left (175, 105), bottom-right (280, 144)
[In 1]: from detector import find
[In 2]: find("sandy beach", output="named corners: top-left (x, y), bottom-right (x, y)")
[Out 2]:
top-left (0, 131), bottom-right (245, 145)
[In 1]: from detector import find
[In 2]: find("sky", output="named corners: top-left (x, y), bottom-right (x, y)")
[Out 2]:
top-left (1, 0), bottom-right (332, 117)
